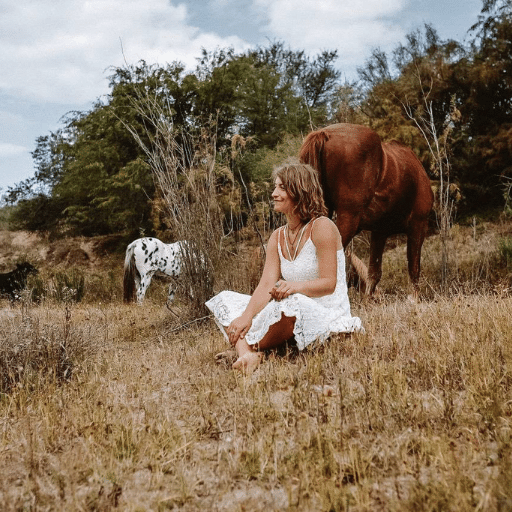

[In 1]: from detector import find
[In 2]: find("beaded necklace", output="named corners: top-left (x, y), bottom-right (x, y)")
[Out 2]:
top-left (284, 219), bottom-right (311, 261)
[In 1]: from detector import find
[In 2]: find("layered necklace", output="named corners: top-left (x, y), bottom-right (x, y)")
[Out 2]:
top-left (284, 219), bottom-right (311, 261)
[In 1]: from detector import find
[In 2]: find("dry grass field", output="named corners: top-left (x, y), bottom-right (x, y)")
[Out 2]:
top-left (1, 218), bottom-right (512, 511)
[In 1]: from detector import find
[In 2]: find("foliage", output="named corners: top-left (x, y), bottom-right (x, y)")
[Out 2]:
top-left (31, 269), bottom-right (86, 304)
top-left (0, 306), bottom-right (94, 394)
top-left (6, 44), bottom-right (340, 238)
top-left (355, 9), bottom-right (512, 209)
top-left (0, 204), bottom-right (12, 230)
top-left (498, 236), bottom-right (512, 269)
top-left (6, 3), bottom-right (512, 237)
top-left (503, 176), bottom-right (512, 216)
top-left (357, 25), bottom-right (466, 165)
top-left (122, 88), bottom-right (223, 318)
top-left (9, 193), bottom-right (67, 232)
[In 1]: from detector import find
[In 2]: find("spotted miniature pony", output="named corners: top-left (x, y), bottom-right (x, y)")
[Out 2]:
top-left (123, 238), bottom-right (189, 304)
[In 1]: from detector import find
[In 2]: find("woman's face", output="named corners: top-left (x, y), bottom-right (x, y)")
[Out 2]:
top-left (272, 177), bottom-right (295, 215)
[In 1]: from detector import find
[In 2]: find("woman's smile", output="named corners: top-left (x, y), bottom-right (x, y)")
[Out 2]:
top-left (272, 177), bottom-right (294, 214)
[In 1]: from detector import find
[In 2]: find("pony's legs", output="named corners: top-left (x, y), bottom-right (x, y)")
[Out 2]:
top-left (368, 231), bottom-right (388, 294)
top-left (133, 275), bottom-right (142, 304)
top-left (167, 283), bottom-right (176, 304)
top-left (136, 272), bottom-right (153, 304)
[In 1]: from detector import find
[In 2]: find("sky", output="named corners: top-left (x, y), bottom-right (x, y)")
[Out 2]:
top-left (0, 0), bottom-right (483, 196)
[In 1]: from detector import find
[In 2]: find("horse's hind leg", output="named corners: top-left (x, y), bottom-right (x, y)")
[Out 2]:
top-left (136, 273), bottom-right (152, 304)
top-left (368, 231), bottom-right (388, 295)
top-left (407, 220), bottom-right (429, 297)
top-left (167, 283), bottom-right (176, 305)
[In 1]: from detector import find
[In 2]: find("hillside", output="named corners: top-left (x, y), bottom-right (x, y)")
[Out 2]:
top-left (0, 230), bottom-right (128, 272)
top-left (2, 214), bottom-right (512, 294)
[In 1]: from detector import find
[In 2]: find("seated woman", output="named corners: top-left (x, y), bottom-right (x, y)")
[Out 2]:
top-left (206, 159), bottom-right (363, 373)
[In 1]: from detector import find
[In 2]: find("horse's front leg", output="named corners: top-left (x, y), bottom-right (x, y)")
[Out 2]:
top-left (335, 211), bottom-right (362, 248)
top-left (368, 231), bottom-right (388, 295)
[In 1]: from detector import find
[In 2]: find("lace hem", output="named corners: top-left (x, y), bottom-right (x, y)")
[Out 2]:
top-left (205, 290), bottom-right (364, 351)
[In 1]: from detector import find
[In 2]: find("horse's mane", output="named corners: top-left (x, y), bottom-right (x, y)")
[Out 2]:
top-left (299, 130), bottom-right (330, 171)
top-left (387, 139), bottom-right (407, 148)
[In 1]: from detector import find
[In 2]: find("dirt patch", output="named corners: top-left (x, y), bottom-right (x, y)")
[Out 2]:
top-left (0, 230), bottom-right (49, 270)
top-left (46, 241), bottom-right (92, 266)
top-left (0, 230), bottom-right (128, 271)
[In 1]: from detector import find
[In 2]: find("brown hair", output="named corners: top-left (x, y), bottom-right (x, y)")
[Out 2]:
top-left (272, 158), bottom-right (328, 221)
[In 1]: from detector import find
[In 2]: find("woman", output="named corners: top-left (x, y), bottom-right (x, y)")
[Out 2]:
top-left (206, 159), bottom-right (363, 372)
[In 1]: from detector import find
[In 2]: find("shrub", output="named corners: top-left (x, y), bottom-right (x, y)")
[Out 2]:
top-left (498, 236), bottom-right (512, 269)
top-left (0, 307), bottom-right (95, 394)
top-left (30, 269), bottom-right (85, 303)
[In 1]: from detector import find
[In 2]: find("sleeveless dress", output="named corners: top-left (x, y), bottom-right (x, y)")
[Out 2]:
top-left (205, 223), bottom-right (364, 350)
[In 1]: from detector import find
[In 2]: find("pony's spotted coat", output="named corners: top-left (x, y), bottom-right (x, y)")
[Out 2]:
top-left (123, 238), bottom-right (188, 304)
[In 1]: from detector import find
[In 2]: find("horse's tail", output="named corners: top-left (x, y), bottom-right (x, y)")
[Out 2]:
top-left (299, 129), bottom-right (333, 216)
top-left (345, 247), bottom-right (370, 294)
top-left (123, 243), bottom-right (137, 303)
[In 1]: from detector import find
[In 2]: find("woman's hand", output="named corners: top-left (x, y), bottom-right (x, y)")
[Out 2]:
top-left (270, 280), bottom-right (301, 301)
top-left (226, 315), bottom-right (252, 346)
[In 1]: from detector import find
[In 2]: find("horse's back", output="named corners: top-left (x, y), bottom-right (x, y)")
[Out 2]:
top-left (382, 141), bottom-right (433, 220)
top-left (301, 123), bottom-right (382, 171)
top-left (300, 123), bottom-right (433, 232)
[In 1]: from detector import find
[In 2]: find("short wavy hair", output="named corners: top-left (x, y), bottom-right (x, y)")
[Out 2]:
top-left (272, 158), bottom-right (328, 221)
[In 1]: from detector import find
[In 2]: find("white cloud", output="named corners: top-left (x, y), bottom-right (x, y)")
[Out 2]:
top-left (0, 143), bottom-right (29, 158)
top-left (252, 0), bottom-right (407, 74)
top-left (0, 0), bottom-right (249, 105)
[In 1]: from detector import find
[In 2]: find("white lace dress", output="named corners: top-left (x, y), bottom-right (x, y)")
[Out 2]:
top-left (205, 230), bottom-right (364, 350)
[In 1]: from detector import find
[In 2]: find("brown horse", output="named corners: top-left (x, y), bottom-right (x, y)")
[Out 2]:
top-left (299, 123), bottom-right (433, 294)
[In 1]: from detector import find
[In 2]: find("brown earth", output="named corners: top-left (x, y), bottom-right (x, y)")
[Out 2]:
top-left (0, 230), bottom-right (127, 272)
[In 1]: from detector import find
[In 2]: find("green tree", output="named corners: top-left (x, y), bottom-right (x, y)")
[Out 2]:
top-left (356, 24), bottom-right (478, 188)
top-left (194, 42), bottom-right (340, 148)
top-left (7, 43), bottom-right (343, 237)
top-left (460, 1), bottom-right (512, 197)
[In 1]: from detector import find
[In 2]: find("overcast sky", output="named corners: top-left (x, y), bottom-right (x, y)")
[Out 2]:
top-left (0, 0), bottom-right (482, 195)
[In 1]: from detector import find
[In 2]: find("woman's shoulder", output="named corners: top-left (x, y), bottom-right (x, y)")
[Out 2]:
top-left (268, 228), bottom-right (282, 245)
top-left (311, 216), bottom-right (341, 244)
top-left (312, 216), bottom-right (338, 233)
top-left (270, 226), bottom-right (285, 238)
top-left (312, 215), bottom-right (335, 227)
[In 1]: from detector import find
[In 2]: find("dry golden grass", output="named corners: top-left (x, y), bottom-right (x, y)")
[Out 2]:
top-left (1, 220), bottom-right (512, 511)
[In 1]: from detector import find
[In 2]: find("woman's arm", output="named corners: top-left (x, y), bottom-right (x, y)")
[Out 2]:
top-left (227, 230), bottom-right (281, 344)
top-left (242, 229), bottom-right (281, 317)
top-left (271, 217), bottom-right (339, 300)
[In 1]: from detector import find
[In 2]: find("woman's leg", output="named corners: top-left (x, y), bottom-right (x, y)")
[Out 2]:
top-left (232, 314), bottom-right (296, 371)
top-left (232, 338), bottom-right (262, 372)
top-left (257, 313), bottom-right (296, 350)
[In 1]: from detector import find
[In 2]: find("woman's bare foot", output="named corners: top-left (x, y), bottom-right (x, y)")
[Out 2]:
top-left (215, 349), bottom-right (237, 364)
top-left (232, 351), bottom-right (263, 373)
